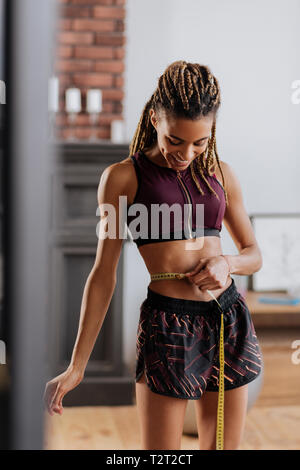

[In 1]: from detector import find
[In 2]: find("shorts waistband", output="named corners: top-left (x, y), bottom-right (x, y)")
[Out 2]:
top-left (145, 277), bottom-right (240, 315)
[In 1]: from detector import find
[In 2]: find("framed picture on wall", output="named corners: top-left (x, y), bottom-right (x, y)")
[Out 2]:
top-left (248, 213), bottom-right (300, 292)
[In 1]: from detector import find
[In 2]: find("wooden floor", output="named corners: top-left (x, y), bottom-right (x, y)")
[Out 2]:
top-left (44, 404), bottom-right (300, 450)
top-left (44, 328), bottom-right (300, 450)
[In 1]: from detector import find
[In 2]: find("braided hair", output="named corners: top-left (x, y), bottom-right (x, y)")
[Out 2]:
top-left (128, 60), bottom-right (228, 205)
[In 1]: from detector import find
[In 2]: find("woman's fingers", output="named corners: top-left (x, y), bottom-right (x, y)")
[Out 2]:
top-left (43, 385), bottom-right (54, 415)
top-left (44, 368), bottom-right (84, 416)
top-left (185, 260), bottom-right (207, 277)
top-left (52, 394), bottom-right (64, 414)
top-left (49, 383), bottom-right (59, 408)
top-left (49, 383), bottom-right (64, 414)
top-left (45, 383), bottom-right (58, 415)
top-left (56, 394), bottom-right (64, 414)
top-left (198, 284), bottom-right (212, 291)
top-left (189, 274), bottom-right (207, 285)
top-left (188, 273), bottom-right (217, 290)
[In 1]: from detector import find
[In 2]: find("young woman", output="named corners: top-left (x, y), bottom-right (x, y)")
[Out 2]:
top-left (44, 60), bottom-right (263, 451)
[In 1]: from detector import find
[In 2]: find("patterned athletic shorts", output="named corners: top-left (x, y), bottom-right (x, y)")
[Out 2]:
top-left (135, 277), bottom-right (262, 399)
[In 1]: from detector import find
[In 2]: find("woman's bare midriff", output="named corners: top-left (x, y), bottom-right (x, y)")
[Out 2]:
top-left (138, 236), bottom-right (232, 301)
top-left (121, 153), bottom-right (231, 302)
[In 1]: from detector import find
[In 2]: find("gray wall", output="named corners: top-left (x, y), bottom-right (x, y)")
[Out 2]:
top-left (122, 0), bottom-right (300, 374)
top-left (5, 0), bottom-right (58, 450)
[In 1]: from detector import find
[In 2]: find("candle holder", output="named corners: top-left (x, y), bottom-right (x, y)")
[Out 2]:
top-left (111, 119), bottom-right (125, 143)
top-left (65, 88), bottom-right (82, 141)
top-left (88, 112), bottom-right (100, 141)
top-left (86, 89), bottom-right (102, 141)
top-left (66, 111), bottom-right (79, 141)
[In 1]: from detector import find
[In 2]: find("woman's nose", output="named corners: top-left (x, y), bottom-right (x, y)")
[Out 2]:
top-left (177, 151), bottom-right (197, 161)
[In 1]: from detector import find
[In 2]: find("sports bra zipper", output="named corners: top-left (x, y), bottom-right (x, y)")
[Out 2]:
top-left (176, 170), bottom-right (193, 239)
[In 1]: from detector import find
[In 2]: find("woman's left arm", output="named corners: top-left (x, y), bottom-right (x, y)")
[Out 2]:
top-left (218, 160), bottom-right (263, 276)
top-left (185, 160), bottom-right (263, 288)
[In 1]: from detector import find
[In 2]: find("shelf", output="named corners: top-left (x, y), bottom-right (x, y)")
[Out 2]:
top-left (245, 290), bottom-right (300, 328)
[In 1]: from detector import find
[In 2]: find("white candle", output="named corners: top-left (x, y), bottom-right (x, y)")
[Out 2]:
top-left (48, 76), bottom-right (59, 112)
top-left (65, 88), bottom-right (81, 113)
top-left (86, 89), bottom-right (102, 113)
top-left (111, 120), bottom-right (124, 143)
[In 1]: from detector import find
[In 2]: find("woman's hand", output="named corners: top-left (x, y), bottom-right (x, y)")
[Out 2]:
top-left (185, 255), bottom-right (230, 291)
top-left (43, 365), bottom-right (84, 416)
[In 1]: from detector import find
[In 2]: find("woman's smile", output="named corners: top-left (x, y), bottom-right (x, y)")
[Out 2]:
top-left (169, 153), bottom-right (190, 168)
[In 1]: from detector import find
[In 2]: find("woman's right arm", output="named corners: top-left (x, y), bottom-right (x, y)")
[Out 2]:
top-left (44, 162), bottom-right (132, 415)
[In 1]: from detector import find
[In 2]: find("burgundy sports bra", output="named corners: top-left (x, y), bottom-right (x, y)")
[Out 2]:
top-left (126, 149), bottom-right (226, 247)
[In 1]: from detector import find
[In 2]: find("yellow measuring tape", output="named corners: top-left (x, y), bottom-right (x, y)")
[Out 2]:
top-left (150, 272), bottom-right (225, 450)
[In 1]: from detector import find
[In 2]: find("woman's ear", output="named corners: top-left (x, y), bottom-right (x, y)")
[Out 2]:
top-left (149, 108), bottom-right (157, 129)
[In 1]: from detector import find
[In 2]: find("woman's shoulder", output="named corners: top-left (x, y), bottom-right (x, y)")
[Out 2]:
top-left (101, 155), bottom-right (135, 180)
top-left (214, 160), bottom-right (242, 198)
top-left (99, 156), bottom-right (138, 204)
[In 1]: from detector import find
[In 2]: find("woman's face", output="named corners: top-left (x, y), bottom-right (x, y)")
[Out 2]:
top-left (150, 109), bottom-right (214, 171)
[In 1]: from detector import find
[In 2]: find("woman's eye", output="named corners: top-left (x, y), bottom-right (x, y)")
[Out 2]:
top-left (167, 138), bottom-right (179, 145)
top-left (167, 137), bottom-right (206, 147)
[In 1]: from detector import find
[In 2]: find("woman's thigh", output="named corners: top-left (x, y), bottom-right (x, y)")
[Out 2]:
top-left (194, 384), bottom-right (248, 450)
top-left (135, 371), bottom-right (189, 450)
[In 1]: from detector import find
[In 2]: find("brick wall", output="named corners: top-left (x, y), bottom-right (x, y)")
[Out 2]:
top-left (55, 0), bottom-right (126, 140)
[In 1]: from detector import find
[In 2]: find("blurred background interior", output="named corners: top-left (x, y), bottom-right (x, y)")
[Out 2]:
top-left (0, 0), bottom-right (300, 450)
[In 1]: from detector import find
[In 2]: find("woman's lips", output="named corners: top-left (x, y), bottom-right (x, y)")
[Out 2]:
top-left (169, 154), bottom-right (189, 167)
